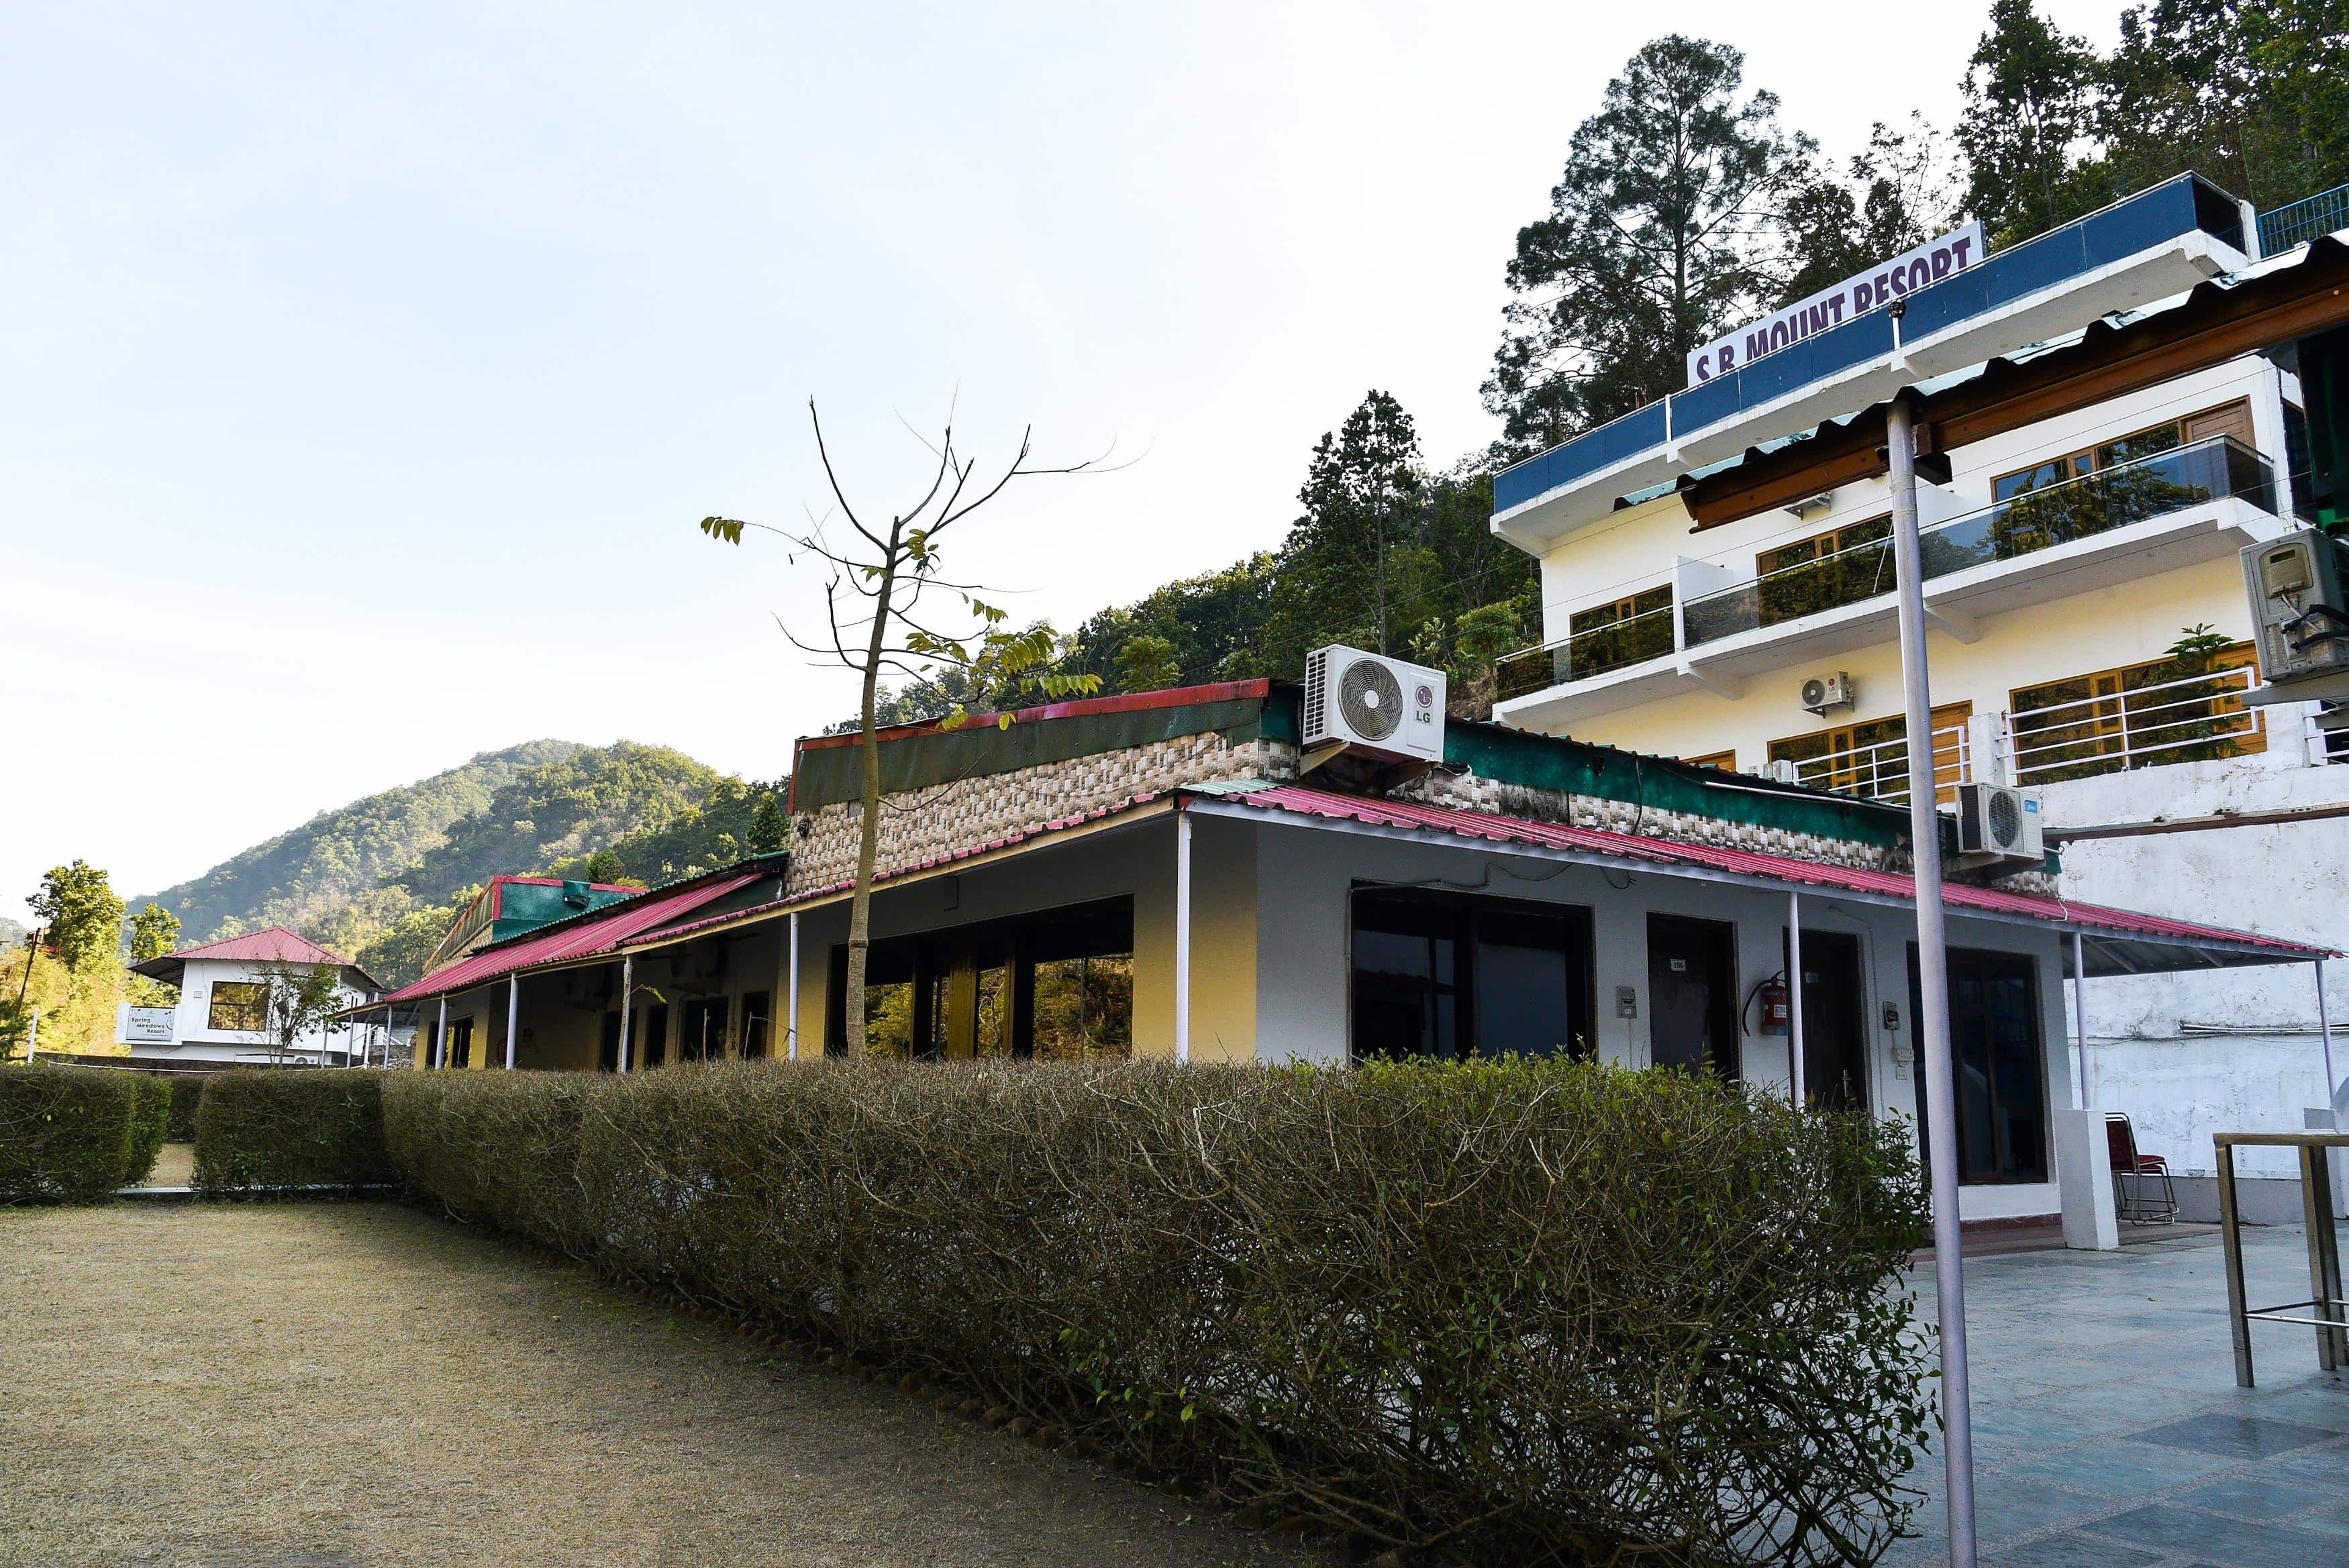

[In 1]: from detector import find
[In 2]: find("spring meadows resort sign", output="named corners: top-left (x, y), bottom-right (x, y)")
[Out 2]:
top-left (1686, 221), bottom-right (1987, 386)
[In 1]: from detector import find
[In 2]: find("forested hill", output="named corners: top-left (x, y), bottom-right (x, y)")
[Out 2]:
top-left (134, 741), bottom-right (586, 949)
top-left (134, 741), bottom-right (788, 987)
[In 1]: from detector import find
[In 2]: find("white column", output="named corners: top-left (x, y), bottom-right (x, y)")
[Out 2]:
top-left (1787, 890), bottom-right (1805, 1108)
top-left (2072, 931), bottom-right (2091, 1109)
top-left (435, 996), bottom-right (448, 1069)
top-left (2319, 959), bottom-right (2338, 1114)
top-left (1174, 809), bottom-right (1193, 1065)
top-left (787, 914), bottom-right (801, 1062)
top-left (617, 955), bottom-right (634, 1074)
top-left (505, 974), bottom-right (520, 1069)
top-left (1889, 389), bottom-right (1977, 1566)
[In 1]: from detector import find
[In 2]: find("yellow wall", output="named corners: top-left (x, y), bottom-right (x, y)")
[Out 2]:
top-left (1525, 356), bottom-right (2289, 770)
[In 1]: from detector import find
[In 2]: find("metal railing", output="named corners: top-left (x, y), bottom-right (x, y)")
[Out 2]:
top-left (1776, 724), bottom-right (1971, 806)
top-left (1495, 598), bottom-right (1675, 701)
top-left (2006, 665), bottom-right (2266, 786)
top-left (2259, 182), bottom-right (2349, 256)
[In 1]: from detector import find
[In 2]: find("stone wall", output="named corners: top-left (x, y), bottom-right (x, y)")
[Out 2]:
top-left (1396, 769), bottom-right (1904, 873)
top-left (787, 732), bottom-right (1301, 894)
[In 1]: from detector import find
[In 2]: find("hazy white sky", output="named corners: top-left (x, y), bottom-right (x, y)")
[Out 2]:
top-left (0, 1), bottom-right (2128, 909)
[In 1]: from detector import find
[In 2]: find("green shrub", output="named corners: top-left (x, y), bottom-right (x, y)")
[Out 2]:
top-left (193, 1069), bottom-right (395, 1194)
top-left (164, 1074), bottom-right (205, 1142)
top-left (0, 1065), bottom-right (144, 1202)
top-left (383, 1058), bottom-right (1932, 1564)
top-left (123, 1074), bottom-right (171, 1187)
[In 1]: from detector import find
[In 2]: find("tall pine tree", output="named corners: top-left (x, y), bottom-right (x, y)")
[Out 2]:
top-left (1484, 36), bottom-right (1809, 455)
top-left (1958, 0), bottom-right (2104, 245)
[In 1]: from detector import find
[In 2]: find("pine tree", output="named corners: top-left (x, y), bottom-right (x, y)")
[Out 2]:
top-left (1270, 391), bottom-right (1423, 660)
top-left (1958, 0), bottom-right (2105, 244)
top-left (747, 792), bottom-right (788, 855)
top-left (1484, 36), bottom-right (1810, 453)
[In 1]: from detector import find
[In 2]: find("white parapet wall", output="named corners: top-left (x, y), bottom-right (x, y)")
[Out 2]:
top-left (2043, 741), bottom-right (2348, 1210)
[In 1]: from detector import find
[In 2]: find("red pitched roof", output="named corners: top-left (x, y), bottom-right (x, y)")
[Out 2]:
top-left (1223, 784), bottom-right (2330, 966)
top-left (166, 927), bottom-right (352, 966)
top-left (372, 871), bottom-right (767, 1006)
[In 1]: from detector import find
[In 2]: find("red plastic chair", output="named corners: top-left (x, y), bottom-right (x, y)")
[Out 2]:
top-left (2106, 1112), bottom-right (2177, 1224)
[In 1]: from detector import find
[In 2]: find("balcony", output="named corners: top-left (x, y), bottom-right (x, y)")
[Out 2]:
top-left (1495, 436), bottom-right (2289, 727)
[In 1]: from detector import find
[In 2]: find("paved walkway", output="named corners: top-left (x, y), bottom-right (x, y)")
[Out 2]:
top-left (1891, 1224), bottom-right (2349, 1567)
top-left (0, 1202), bottom-right (1297, 1568)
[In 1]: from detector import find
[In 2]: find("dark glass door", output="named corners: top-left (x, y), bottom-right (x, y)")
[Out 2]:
top-left (1787, 929), bottom-right (1868, 1111)
top-left (1647, 914), bottom-right (1738, 1077)
top-left (1909, 946), bottom-right (2050, 1184)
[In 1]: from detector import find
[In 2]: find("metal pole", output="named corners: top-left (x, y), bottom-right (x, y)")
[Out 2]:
top-left (2072, 931), bottom-right (2091, 1108)
top-left (1788, 890), bottom-right (1806, 1108)
top-left (617, 955), bottom-right (634, 1074)
top-left (2319, 959), bottom-right (2337, 1115)
top-left (505, 974), bottom-right (519, 1069)
top-left (1174, 808), bottom-right (1193, 1065)
top-left (1889, 390), bottom-right (1977, 1567)
top-left (787, 913), bottom-right (800, 1062)
top-left (435, 996), bottom-right (448, 1069)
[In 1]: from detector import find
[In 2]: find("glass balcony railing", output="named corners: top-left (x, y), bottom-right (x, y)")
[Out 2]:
top-left (1494, 599), bottom-right (1675, 702)
top-left (1493, 435), bottom-right (2278, 704)
top-left (1682, 435), bottom-right (2275, 649)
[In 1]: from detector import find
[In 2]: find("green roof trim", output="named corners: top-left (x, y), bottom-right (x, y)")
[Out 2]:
top-left (1440, 720), bottom-right (1910, 850)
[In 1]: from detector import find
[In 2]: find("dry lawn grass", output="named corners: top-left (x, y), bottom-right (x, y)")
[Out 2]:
top-left (0, 1201), bottom-right (1304, 1568)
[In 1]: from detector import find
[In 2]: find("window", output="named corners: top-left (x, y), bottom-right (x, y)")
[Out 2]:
top-left (1768, 702), bottom-right (1972, 804)
top-left (1909, 947), bottom-right (2048, 1184)
top-left (1991, 399), bottom-right (2252, 502)
top-left (638, 1004), bottom-right (669, 1068)
top-left (2009, 643), bottom-right (2263, 784)
top-left (828, 896), bottom-right (1135, 1060)
top-left (679, 997), bottom-right (729, 1061)
top-left (1565, 584), bottom-right (1674, 674)
top-left (1754, 515), bottom-right (1893, 625)
top-left (447, 1016), bottom-right (474, 1069)
top-left (1681, 749), bottom-right (1737, 772)
top-left (207, 981), bottom-right (268, 1033)
top-left (1350, 889), bottom-right (1594, 1063)
top-left (740, 992), bottom-right (772, 1059)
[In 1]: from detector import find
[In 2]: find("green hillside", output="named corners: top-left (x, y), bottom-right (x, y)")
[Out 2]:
top-left (135, 741), bottom-right (585, 951)
top-left (134, 740), bottom-right (787, 988)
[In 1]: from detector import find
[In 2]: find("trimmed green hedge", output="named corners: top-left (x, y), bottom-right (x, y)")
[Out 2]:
top-left (383, 1059), bottom-right (1932, 1563)
top-left (0, 1065), bottom-right (165, 1201)
top-left (193, 1069), bottom-right (395, 1194)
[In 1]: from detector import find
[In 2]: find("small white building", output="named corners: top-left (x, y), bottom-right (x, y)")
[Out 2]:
top-left (123, 927), bottom-right (387, 1066)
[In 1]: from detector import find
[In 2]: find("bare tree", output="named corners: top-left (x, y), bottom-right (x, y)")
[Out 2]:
top-left (235, 961), bottom-right (350, 1065)
top-left (700, 401), bottom-right (1105, 1055)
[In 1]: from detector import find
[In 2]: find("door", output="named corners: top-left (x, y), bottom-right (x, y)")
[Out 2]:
top-left (640, 1003), bottom-right (669, 1068)
top-left (1786, 929), bottom-right (1868, 1112)
top-left (1909, 947), bottom-right (2050, 1184)
top-left (1647, 915), bottom-right (1738, 1077)
top-left (599, 1011), bottom-right (622, 1072)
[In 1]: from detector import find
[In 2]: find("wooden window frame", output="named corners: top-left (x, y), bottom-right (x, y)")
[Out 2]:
top-left (1990, 397), bottom-right (2252, 501)
top-left (1681, 749), bottom-right (1737, 772)
top-left (2008, 640), bottom-right (2264, 783)
top-left (207, 980), bottom-right (268, 1033)
top-left (1767, 701), bottom-right (1972, 804)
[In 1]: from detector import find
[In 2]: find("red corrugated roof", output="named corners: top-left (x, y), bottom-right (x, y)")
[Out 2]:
top-left (164, 927), bottom-right (352, 966)
top-left (374, 871), bottom-right (766, 1006)
top-left (1225, 784), bottom-right (2330, 961)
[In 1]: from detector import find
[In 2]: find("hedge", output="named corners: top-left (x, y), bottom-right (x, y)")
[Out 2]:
top-left (193, 1069), bottom-right (395, 1194)
top-left (0, 1065), bottom-right (168, 1201)
top-left (383, 1059), bottom-right (1933, 1565)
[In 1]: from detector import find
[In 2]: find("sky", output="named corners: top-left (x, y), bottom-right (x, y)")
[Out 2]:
top-left (0, 0), bottom-right (2132, 910)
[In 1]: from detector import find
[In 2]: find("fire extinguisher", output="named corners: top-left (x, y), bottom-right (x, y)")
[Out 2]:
top-left (1752, 974), bottom-right (1791, 1037)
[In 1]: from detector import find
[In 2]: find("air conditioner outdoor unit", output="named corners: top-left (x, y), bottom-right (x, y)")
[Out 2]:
top-left (1955, 782), bottom-right (2044, 864)
top-left (1302, 645), bottom-right (1446, 769)
top-left (1800, 671), bottom-right (1856, 715)
top-left (1762, 759), bottom-right (1803, 784)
